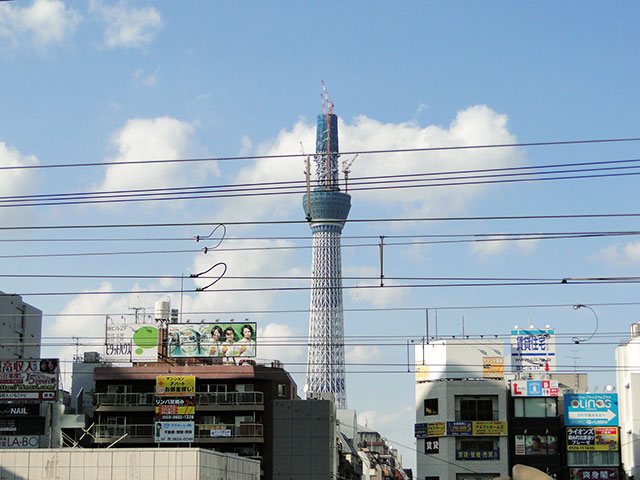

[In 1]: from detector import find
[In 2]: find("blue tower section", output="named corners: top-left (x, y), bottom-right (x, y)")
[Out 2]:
top-left (302, 113), bottom-right (351, 408)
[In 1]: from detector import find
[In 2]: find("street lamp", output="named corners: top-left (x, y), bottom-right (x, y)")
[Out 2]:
top-left (572, 304), bottom-right (599, 344)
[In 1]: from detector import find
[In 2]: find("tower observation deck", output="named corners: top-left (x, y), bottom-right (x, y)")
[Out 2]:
top-left (302, 108), bottom-right (351, 409)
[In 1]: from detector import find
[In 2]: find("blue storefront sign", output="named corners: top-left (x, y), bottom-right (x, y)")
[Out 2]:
top-left (564, 393), bottom-right (618, 426)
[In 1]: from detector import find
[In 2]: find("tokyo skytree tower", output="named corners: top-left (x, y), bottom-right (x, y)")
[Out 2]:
top-left (302, 86), bottom-right (351, 408)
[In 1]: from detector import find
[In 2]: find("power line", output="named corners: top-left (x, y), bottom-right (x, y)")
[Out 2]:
top-left (5, 278), bottom-right (640, 297)
top-left (2, 301), bottom-right (640, 318)
top-left (3, 136), bottom-right (639, 171)
top-left (3, 212), bottom-right (640, 231)
top-left (4, 158), bottom-right (640, 208)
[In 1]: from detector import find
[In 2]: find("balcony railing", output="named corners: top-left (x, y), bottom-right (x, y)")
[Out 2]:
top-left (95, 391), bottom-right (264, 407)
top-left (195, 391), bottom-right (264, 406)
top-left (94, 423), bottom-right (263, 440)
top-left (95, 392), bottom-right (155, 407)
top-left (196, 423), bottom-right (263, 438)
top-left (96, 423), bottom-right (153, 439)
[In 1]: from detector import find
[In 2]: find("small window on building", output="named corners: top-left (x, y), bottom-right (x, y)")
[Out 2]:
top-left (457, 396), bottom-right (497, 421)
top-left (516, 434), bottom-right (558, 455)
top-left (514, 397), bottom-right (557, 418)
top-left (425, 476), bottom-right (440, 480)
top-left (424, 398), bottom-right (438, 416)
top-left (277, 384), bottom-right (287, 397)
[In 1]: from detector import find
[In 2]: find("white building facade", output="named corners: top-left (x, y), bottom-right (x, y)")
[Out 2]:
top-left (615, 323), bottom-right (640, 479)
top-left (415, 340), bottom-right (509, 480)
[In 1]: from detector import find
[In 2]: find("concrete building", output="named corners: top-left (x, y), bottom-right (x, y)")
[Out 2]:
top-left (416, 378), bottom-right (509, 480)
top-left (273, 399), bottom-right (338, 480)
top-left (415, 340), bottom-right (508, 480)
top-left (90, 362), bottom-right (297, 480)
top-left (615, 323), bottom-right (640, 479)
top-left (0, 292), bottom-right (42, 360)
top-left (0, 448), bottom-right (260, 479)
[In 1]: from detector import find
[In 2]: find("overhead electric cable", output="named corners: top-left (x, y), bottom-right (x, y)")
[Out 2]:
top-left (3, 159), bottom-right (640, 207)
top-left (1, 136), bottom-right (639, 171)
top-left (3, 212), bottom-right (640, 231)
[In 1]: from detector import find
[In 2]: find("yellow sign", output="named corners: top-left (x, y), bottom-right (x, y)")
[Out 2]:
top-left (155, 376), bottom-right (195, 397)
top-left (427, 422), bottom-right (446, 437)
top-left (472, 421), bottom-right (508, 436)
top-left (483, 357), bottom-right (504, 379)
top-left (415, 364), bottom-right (429, 382)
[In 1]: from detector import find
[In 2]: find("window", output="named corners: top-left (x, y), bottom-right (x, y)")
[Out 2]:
top-left (456, 396), bottom-right (497, 421)
top-left (424, 398), bottom-right (438, 416)
top-left (459, 438), bottom-right (495, 452)
top-left (514, 397), bottom-right (557, 417)
top-left (567, 451), bottom-right (620, 466)
top-left (515, 434), bottom-right (558, 455)
top-left (277, 384), bottom-right (288, 397)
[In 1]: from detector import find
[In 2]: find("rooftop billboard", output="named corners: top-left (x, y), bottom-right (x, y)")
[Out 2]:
top-left (510, 328), bottom-right (555, 373)
top-left (167, 322), bottom-right (256, 358)
top-left (104, 321), bottom-right (159, 362)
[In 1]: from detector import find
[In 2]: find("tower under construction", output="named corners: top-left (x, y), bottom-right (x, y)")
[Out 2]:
top-left (302, 87), bottom-right (351, 408)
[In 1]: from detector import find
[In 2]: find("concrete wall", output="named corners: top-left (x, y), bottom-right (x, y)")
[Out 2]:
top-left (273, 399), bottom-right (337, 480)
top-left (0, 293), bottom-right (42, 360)
top-left (0, 448), bottom-right (260, 480)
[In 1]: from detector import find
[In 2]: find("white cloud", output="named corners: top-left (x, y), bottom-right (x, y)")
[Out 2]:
top-left (94, 116), bottom-right (209, 202)
top-left (239, 135), bottom-right (252, 156)
top-left (346, 345), bottom-right (381, 365)
top-left (256, 322), bottom-right (305, 366)
top-left (0, 141), bottom-right (41, 224)
top-left (219, 106), bottom-right (524, 222)
top-left (470, 235), bottom-right (539, 258)
top-left (183, 238), bottom-right (299, 314)
top-left (0, 0), bottom-right (81, 48)
top-left (346, 265), bottom-right (410, 307)
top-left (90, 0), bottom-right (163, 49)
top-left (595, 241), bottom-right (640, 266)
top-left (357, 404), bottom-right (414, 447)
top-left (133, 68), bottom-right (158, 86)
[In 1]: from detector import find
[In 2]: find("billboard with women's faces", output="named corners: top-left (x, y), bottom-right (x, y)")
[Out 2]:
top-left (167, 322), bottom-right (256, 358)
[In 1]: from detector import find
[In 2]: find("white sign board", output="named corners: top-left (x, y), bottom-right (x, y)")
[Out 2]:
top-left (105, 322), bottom-right (159, 362)
top-left (511, 328), bottom-right (555, 373)
top-left (154, 421), bottom-right (194, 443)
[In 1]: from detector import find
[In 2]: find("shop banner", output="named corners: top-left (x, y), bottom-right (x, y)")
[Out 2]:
top-left (0, 435), bottom-right (40, 448)
top-left (154, 421), bottom-right (194, 443)
top-left (565, 394), bottom-right (618, 426)
top-left (0, 360), bottom-right (58, 401)
top-left (155, 376), bottom-right (195, 397)
top-left (570, 468), bottom-right (618, 480)
top-left (0, 417), bottom-right (45, 435)
top-left (483, 357), bottom-right (504, 379)
top-left (455, 450), bottom-right (499, 460)
top-left (155, 398), bottom-right (195, 420)
top-left (567, 427), bottom-right (619, 451)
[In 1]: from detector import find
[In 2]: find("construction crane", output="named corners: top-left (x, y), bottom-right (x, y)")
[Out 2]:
top-left (341, 154), bottom-right (358, 193)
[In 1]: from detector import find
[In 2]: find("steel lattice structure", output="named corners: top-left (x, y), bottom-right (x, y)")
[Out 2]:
top-left (302, 110), bottom-right (351, 409)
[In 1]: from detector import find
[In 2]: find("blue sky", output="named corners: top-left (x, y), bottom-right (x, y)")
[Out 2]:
top-left (2, 0), bottom-right (640, 470)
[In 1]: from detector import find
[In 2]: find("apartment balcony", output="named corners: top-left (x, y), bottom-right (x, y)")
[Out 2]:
top-left (95, 391), bottom-right (264, 412)
top-left (94, 423), bottom-right (264, 444)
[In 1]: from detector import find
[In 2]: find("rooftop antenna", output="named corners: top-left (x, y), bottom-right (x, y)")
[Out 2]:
top-left (341, 154), bottom-right (358, 193)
